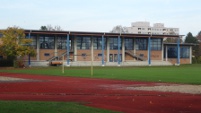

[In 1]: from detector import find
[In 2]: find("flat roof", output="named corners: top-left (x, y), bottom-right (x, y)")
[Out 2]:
top-left (164, 43), bottom-right (197, 46)
top-left (24, 29), bottom-right (184, 38)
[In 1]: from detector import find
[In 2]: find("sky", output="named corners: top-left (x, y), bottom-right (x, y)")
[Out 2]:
top-left (1, 0), bottom-right (201, 36)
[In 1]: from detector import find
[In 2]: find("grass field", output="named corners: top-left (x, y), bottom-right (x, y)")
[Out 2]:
top-left (0, 101), bottom-right (118, 113)
top-left (1, 64), bottom-right (201, 84)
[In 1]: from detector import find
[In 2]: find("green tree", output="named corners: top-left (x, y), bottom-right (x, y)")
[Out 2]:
top-left (185, 32), bottom-right (198, 43)
top-left (40, 26), bottom-right (48, 31)
top-left (185, 32), bottom-right (200, 63)
top-left (0, 27), bottom-right (36, 67)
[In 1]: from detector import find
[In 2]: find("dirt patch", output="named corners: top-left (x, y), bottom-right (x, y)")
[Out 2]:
top-left (0, 76), bottom-right (40, 82)
top-left (126, 85), bottom-right (201, 94)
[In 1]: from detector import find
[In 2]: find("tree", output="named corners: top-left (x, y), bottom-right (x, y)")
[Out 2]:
top-left (0, 27), bottom-right (36, 67)
top-left (40, 25), bottom-right (62, 31)
top-left (110, 25), bottom-right (128, 33)
top-left (184, 32), bottom-right (200, 63)
top-left (196, 31), bottom-right (201, 42)
top-left (40, 26), bottom-right (48, 31)
top-left (185, 32), bottom-right (198, 43)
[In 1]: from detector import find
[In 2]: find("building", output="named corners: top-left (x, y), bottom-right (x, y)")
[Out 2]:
top-left (0, 29), bottom-right (194, 66)
top-left (126, 21), bottom-right (179, 35)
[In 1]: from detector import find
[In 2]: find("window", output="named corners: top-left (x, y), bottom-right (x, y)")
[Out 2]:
top-left (26, 35), bottom-right (37, 49)
top-left (151, 38), bottom-right (162, 50)
top-left (168, 47), bottom-right (177, 58)
top-left (77, 36), bottom-right (91, 50)
top-left (39, 36), bottom-right (55, 49)
top-left (57, 37), bottom-right (71, 49)
top-left (181, 46), bottom-right (190, 58)
top-left (125, 38), bottom-right (133, 50)
top-left (136, 38), bottom-right (147, 50)
top-left (44, 53), bottom-right (50, 56)
top-left (98, 54), bottom-right (102, 57)
top-left (109, 38), bottom-right (122, 50)
top-left (167, 46), bottom-right (190, 58)
top-left (93, 37), bottom-right (106, 50)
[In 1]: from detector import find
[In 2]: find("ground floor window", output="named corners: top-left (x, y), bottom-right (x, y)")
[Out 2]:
top-left (93, 37), bottom-right (106, 50)
top-left (57, 37), bottom-right (72, 49)
top-left (109, 54), bottom-right (122, 62)
top-left (39, 36), bottom-right (55, 49)
top-left (151, 38), bottom-right (162, 50)
top-left (26, 35), bottom-right (37, 49)
top-left (167, 46), bottom-right (190, 58)
top-left (125, 38), bottom-right (134, 50)
top-left (109, 38), bottom-right (122, 50)
top-left (136, 38), bottom-right (147, 50)
top-left (77, 36), bottom-right (91, 50)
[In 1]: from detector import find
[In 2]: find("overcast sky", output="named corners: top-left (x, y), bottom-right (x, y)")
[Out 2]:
top-left (1, 0), bottom-right (201, 36)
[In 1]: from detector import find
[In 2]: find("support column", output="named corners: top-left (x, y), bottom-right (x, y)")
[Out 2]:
top-left (102, 35), bottom-right (105, 66)
top-left (133, 38), bottom-right (137, 61)
top-left (74, 36), bottom-right (77, 61)
top-left (161, 39), bottom-right (164, 61)
top-left (118, 36), bottom-right (121, 66)
top-left (166, 45), bottom-right (168, 61)
top-left (190, 46), bottom-right (192, 64)
top-left (148, 37), bottom-right (151, 66)
top-left (177, 37), bottom-right (180, 65)
top-left (67, 34), bottom-right (70, 66)
top-left (28, 32), bottom-right (31, 66)
top-left (91, 36), bottom-right (94, 66)
top-left (107, 37), bottom-right (110, 62)
top-left (36, 35), bottom-right (40, 61)
top-left (54, 35), bottom-right (57, 57)
top-left (122, 37), bottom-right (125, 63)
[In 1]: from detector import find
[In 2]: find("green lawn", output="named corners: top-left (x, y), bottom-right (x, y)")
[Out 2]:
top-left (0, 101), bottom-right (118, 113)
top-left (1, 64), bottom-right (201, 84)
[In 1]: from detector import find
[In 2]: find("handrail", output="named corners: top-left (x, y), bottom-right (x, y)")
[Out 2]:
top-left (125, 50), bottom-right (145, 61)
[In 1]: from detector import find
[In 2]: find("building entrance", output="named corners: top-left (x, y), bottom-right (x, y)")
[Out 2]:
top-left (109, 54), bottom-right (122, 62)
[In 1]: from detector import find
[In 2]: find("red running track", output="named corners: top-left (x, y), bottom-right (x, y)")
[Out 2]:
top-left (0, 72), bottom-right (201, 113)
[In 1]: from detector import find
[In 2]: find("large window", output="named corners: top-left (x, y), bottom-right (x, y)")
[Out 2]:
top-left (57, 37), bottom-right (67, 49)
top-left (125, 38), bottom-right (134, 50)
top-left (26, 35), bottom-right (37, 49)
top-left (136, 38), bottom-right (147, 50)
top-left (151, 38), bottom-right (162, 50)
top-left (109, 38), bottom-right (122, 50)
top-left (39, 36), bottom-right (55, 49)
top-left (77, 36), bottom-right (91, 50)
top-left (93, 37), bottom-right (106, 50)
top-left (167, 46), bottom-right (190, 58)
top-left (181, 46), bottom-right (190, 58)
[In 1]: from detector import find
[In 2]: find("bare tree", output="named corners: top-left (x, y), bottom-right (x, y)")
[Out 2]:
top-left (110, 25), bottom-right (128, 33)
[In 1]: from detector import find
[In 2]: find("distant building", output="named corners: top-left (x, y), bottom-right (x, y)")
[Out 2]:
top-left (126, 21), bottom-right (179, 35)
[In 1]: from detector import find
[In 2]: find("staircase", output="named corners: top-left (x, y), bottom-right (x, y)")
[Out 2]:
top-left (125, 50), bottom-right (145, 61)
top-left (48, 51), bottom-right (73, 66)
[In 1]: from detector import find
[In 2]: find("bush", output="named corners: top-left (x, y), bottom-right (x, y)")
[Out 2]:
top-left (14, 60), bottom-right (25, 68)
top-left (192, 56), bottom-right (201, 64)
